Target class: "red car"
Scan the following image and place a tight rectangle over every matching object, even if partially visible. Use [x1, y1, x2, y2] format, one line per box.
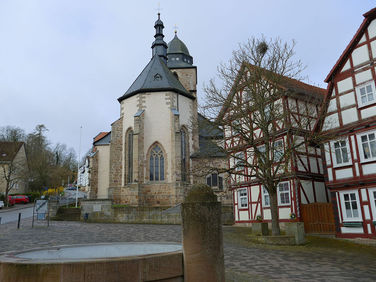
[7, 196, 16, 206]
[11, 195, 29, 204]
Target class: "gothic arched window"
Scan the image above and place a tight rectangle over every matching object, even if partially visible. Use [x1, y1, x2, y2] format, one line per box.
[126, 130, 133, 183]
[181, 128, 189, 182]
[150, 145, 165, 181]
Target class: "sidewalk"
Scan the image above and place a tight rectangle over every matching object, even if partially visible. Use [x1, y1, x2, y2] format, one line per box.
[0, 203, 34, 213]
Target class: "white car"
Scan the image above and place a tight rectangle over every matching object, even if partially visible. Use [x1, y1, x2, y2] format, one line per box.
[0, 200, 4, 209]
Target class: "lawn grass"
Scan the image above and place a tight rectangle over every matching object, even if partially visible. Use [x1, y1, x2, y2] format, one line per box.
[223, 226, 376, 258]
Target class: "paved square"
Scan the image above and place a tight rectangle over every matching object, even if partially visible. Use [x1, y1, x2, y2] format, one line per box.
[0, 220, 375, 281]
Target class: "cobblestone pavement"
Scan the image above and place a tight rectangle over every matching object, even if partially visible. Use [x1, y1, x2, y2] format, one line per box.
[0, 219, 375, 281]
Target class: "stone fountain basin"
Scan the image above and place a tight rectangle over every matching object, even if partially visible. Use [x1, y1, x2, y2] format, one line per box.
[0, 242, 183, 282]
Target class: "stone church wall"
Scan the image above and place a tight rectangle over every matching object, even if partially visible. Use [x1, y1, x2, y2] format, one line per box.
[109, 117, 123, 187]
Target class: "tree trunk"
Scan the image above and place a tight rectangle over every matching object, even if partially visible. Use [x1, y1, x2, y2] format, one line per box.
[269, 192, 281, 235]
[5, 182, 9, 207]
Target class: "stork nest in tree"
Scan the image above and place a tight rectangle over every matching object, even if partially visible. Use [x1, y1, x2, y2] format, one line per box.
[256, 41, 268, 55]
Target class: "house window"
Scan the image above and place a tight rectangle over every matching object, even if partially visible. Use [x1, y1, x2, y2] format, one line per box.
[273, 140, 284, 162]
[206, 173, 224, 190]
[332, 140, 351, 167]
[127, 130, 133, 183]
[150, 145, 165, 181]
[358, 131, 376, 162]
[234, 152, 245, 171]
[238, 188, 248, 208]
[277, 182, 290, 205]
[340, 191, 361, 221]
[262, 186, 270, 207]
[356, 82, 375, 107]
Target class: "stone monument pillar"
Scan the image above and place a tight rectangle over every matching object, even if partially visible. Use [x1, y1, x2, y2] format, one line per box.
[181, 184, 225, 282]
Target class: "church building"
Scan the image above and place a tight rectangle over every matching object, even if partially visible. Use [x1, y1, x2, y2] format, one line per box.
[88, 14, 228, 207]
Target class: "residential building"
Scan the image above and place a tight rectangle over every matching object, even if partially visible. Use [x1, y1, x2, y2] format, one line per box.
[320, 7, 376, 238]
[222, 64, 328, 225]
[0, 142, 28, 196]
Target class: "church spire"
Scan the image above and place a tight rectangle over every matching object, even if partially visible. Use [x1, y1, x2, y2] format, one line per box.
[151, 13, 168, 63]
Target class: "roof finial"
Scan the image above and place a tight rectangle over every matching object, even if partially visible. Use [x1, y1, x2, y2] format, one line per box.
[173, 24, 178, 35]
[156, 2, 162, 16]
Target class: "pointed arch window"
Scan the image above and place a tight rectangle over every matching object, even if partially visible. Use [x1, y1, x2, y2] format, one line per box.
[127, 130, 133, 183]
[150, 145, 165, 181]
[181, 128, 189, 182]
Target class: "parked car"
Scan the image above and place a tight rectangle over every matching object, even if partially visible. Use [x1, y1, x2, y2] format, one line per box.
[12, 195, 30, 204]
[0, 200, 4, 209]
[7, 196, 16, 206]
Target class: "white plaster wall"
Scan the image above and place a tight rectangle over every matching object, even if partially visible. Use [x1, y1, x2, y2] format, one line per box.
[239, 210, 249, 221]
[339, 92, 356, 108]
[361, 106, 376, 119]
[368, 19, 376, 38]
[323, 113, 340, 130]
[309, 157, 318, 173]
[279, 208, 290, 219]
[352, 45, 370, 66]
[251, 185, 260, 201]
[301, 180, 314, 204]
[341, 59, 351, 72]
[337, 77, 353, 94]
[355, 69, 372, 85]
[324, 143, 331, 166]
[97, 145, 110, 199]
[314, 181, 327, 202]
[263, 209, 271, 220]
[144, 92, 174, 182]
[341, 107, 358, 125]
[327, 167, 333, 181]
[328, 97, 337, 112]
[371, 41, 376, 59]
[362, 163, 376, 175]
[335, 167, 353, 179]
[341, 227, 364, 234]
[297, 156, 308, 172]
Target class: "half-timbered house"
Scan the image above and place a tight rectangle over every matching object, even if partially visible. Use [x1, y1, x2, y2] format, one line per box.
[320, 8, 376, 238]
[223, 64, 329, 226]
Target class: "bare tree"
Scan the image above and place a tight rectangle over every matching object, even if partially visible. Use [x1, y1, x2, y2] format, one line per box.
[203, 36, 325, 235]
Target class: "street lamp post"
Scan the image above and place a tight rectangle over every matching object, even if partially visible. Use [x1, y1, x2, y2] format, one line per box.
[76, 126, 82, 208]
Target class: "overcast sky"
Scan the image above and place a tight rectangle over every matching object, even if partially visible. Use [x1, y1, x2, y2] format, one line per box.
[1, 0, 375, 157]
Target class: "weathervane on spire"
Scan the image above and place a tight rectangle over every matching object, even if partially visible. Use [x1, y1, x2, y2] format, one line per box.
[156, 2, 162, 16]
[173, 24, 179, 35]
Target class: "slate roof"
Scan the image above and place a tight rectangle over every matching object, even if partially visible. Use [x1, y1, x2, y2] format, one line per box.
[118, 55, 194, 102]
[191, 114, 226, 159]
[0, 142, 23, 162]
[93, 132, 111, 145]
[167, 34, 190, 55]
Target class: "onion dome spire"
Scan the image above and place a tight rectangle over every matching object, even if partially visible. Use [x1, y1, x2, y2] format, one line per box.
[151, 13, 168, 63]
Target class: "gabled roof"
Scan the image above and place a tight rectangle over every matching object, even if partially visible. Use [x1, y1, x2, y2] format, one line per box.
[0, 142, 23, 162]
[93, 132, 109, 143]
[325, 7, 376, 83]
[218, 63, 326, 120]
[118, 55, 194, 102]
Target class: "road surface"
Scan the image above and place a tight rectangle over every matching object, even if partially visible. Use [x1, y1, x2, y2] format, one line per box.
[0, 205, 33, 224]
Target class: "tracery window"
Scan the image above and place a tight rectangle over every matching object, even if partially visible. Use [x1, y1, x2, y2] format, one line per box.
[127, 130, 133, 183]
[150, 145, 165, 181]
[181, 129, 188, 182]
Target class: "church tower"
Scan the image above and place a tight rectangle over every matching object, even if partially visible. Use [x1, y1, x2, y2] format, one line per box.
[108, 14, 198, 207]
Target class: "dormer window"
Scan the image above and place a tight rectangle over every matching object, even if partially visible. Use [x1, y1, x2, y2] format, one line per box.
[356, 81, 376, 107]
